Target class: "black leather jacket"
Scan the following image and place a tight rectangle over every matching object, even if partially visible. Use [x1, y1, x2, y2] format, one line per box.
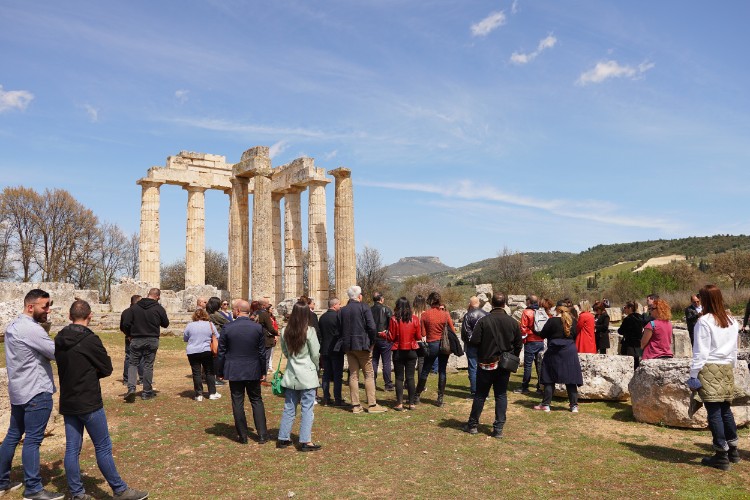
[461, 307, 488, 343]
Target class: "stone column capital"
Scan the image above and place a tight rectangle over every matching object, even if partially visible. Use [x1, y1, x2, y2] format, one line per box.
[183, 184, 207, 193]
[327, 167, 351, 179]
[306, 178, 331, 188]
[137, 178, 165, 189]
[231, 177, 250, 187]
[283, 185, 306, 195]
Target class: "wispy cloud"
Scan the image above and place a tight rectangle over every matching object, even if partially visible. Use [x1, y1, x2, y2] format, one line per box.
[175, 89, 189, 104]
[323, 150, 338, 161]
[359, 179, 679, 231]
[83, 104, 99, 122]
[577, 59, 655, 85]
[0, 85, 34, 113]
[269, 140, 288, 158]
[471, 11, 506, 37]
[511, 0, 519, 14]
[510, 34, 557, 65]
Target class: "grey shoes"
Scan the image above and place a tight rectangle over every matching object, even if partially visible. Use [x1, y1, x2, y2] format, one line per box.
[113, 488, 149, 500]
[22, 489, 64, 500]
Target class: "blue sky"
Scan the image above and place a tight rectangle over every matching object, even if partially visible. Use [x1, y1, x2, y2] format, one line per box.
[1, 1, 749, 269]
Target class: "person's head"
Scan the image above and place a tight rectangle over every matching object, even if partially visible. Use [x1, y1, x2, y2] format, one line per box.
[690, 294, 700, 307]
[23, 289, 50, 323]
[427, 291, 442, 308]
[373, 292, 384, 304]
[196, 296, 207, 309]
[646, 294, 659, 308]
[346, 286, 362, 301]
[147, 288, 161, 300]
[220, 299, 230, 311]
[698, 284, 731, 328]
[555, 305, 573, 337]
[69, 299, 92, 325]
[490, 292, 506, 309]
[652, 298, 671, 321]
[206, 296, 222, 315]
[130, 294, 141, 306]
[593, 301, 605, 314]
[394, 297, 412, 323]
[250, 300, 261, 312]
[539, 298, 554, 313]
[285, 301, 311, 355]
[233, 299, 251, 318]
[580, 301, 591, 313]
[623, 301, 637, 315]
[328, 297, 341, 311]
[192, 308, 210, 322]
[526, 294, 538, 307]
[259, 297, 271, 309]
[468, 296, 480, 310]
[412, 295, 427, 314]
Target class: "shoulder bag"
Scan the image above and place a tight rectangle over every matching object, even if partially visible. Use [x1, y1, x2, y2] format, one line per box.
[271, 353, 285, 396]
[499, 351, 520, 372]
[209, 322, 219, 357]
[439, 320, 452, 356]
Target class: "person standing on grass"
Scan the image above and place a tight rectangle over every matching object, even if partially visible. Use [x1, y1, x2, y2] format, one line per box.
[575, 301, 596, 355]
[55, 300, 149, 500]
[685, 294, 702, 346]
[340, 285, 387, 414]
[416, 292, 456, 407]
[371, 292, 394, 391]
[515, 295, 544, 394]
[217, 300, 269, 445]
[119, 294, 144, 386]
[0, 289, 64, 500]
[618, 301, 643, 369]
[641, 298, 674, 360]
[386, 297, 422, 410]
[277, 302, 322, 451]
[319, 298, 345, 406]
[256, 297, 279, 374]
[462, 292, 522, 438]
[689, 284, 740, 470]
[461, 296, 487, 398]
[182, 308, 220, 402]
[593, 301, 610, 354]
[121, 288, 169, 402]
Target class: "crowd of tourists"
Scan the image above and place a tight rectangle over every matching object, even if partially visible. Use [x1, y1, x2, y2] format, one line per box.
[0, 283, 745, 499]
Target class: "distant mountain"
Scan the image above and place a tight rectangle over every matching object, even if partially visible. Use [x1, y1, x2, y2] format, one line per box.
[385, 256, 454, 282]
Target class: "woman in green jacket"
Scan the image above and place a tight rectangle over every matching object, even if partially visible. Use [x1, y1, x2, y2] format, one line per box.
[277, 301, 321, 451]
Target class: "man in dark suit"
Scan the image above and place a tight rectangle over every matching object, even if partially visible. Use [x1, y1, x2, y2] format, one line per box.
[217, 299, 269, 444]
[319, 297, 345, 406]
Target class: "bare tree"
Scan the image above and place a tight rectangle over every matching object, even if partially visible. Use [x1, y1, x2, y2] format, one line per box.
[302, 248, 309, 295]
[493, 246, 531, 294]
[0, 215, 13, 280]
[356, 246, 388, 302]
[0, 186, 41, 281]
[205, 249, 228, 290]
[69, 221, 102, 290]
[125, 232, 139, 279]
[97, 223, 129, 302]
[713, 250, 750, 290]
[327, 253, 335, 299]
[161, 259, 186, 291]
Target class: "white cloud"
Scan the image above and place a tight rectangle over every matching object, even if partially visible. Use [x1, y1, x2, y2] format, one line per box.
[83, 104, 99, 122]
[269, 140, 288, 158]
[359, 179, 678, 231]
[175, 89, 189, 104]
[577, 59, 655, 85]
[471, 11, 506, 37]
[510, 34, 557, 65]
[511, 0, 519, 14]
[323, 150, 338, 161]
[0, 85, 34, 113]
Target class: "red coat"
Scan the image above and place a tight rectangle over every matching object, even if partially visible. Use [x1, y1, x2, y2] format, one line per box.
[576, 311, 597, 354]
[386, 315, 422, 350]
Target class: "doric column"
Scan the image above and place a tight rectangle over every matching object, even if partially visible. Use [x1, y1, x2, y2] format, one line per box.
[250, 170, 274, 300]
[307, 180, 330, 309]
[328, 168, 356, 297]
[184, 185, 207, 288]
[283, 187, 304, 300]
[271, 193, 283, 306]
[137, 179, 164, 287]
[228, 177, 250, 300]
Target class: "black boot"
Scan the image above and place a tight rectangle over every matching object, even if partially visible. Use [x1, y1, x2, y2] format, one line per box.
[436, 375, 446, 407]
[415, 378, 426, 405]
[728, 446, 741, 463]
[701, 450, 730, 471]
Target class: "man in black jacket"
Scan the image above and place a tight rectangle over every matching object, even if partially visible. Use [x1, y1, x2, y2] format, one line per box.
[684, 294, 702, 346]
[119, 294, 144, 385]
[121, 288, 169, 402]
[371, 292, 394, 391]
[319, 298, 344, 406]
[463, 292, 522, 438]
[55, 300, 148, 500]
[339, 286, 386, 414]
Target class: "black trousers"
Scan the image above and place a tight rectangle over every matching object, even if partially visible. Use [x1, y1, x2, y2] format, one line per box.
[392, 350, 418, 405]
[229, 380, 268, 441]
[187, 351, 215, 396]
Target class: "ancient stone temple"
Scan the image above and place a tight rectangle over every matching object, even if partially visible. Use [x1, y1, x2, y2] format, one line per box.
[136, 146, 356, 308]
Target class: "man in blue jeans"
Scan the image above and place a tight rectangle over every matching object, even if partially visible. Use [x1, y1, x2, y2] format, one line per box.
[514, 295, 545, 394]
[0, 288, 64, 500]
[461, 296, 487, 398]
[55, 299, 148, 500]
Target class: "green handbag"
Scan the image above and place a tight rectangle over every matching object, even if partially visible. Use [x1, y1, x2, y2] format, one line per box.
[271, 354, 285, 396]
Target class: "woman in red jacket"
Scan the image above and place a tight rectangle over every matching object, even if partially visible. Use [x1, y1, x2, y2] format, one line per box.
[383, 297, 422, 410]
[576, 302, 596, 354]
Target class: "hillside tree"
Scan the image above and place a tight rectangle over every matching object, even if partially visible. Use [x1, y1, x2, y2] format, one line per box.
[493, 246, 531, 294]
[713, 250, 750, 290]
[356, 246, 388, 302]
[0, 186, 41, 281]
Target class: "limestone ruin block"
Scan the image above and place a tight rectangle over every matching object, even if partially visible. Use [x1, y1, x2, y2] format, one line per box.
[606, 332, 621, 355]
[555, 354, 633, 400]
[629, 358, 750, 428]
[672, 329, 692, 358]
[476, 293, 490, 307]
[475, 284, 493, 296]
[606, 307, 623, 322]
[451, 309, 467, 324]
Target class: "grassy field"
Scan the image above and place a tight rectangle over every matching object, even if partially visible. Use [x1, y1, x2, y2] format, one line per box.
[2, 332, 750, 499]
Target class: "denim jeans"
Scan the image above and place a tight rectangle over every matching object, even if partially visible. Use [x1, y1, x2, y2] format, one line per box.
[187, 351, 216, 396]
[0, 391, 53, 496]
[419, 341, 449, 381]
[128, 337, 159, 394]
[465, 343, 479, 395]
[705, 401, 739, 451]
[468, 367, 510, 432]
[278, 388, 316, 443]
[521, 341, 544, 391]
[322, 351, 345, 403]
[63, 408, 128, 497]
[122, 337, 144, 382]
[229, 380, 268, 442]
[372, 339, 394, 388]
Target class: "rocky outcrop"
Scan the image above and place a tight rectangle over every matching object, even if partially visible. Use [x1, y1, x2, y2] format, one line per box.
[555, 354, 633, 400]
[629, 358, 750, 428]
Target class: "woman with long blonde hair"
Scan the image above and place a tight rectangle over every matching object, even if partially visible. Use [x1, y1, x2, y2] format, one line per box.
[533, 303, 583, 413]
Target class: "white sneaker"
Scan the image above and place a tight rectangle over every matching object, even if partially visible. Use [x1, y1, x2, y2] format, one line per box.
[209, 393, 222, 400]
[195, 395, 204, 402]
[570, 405, 579, 413]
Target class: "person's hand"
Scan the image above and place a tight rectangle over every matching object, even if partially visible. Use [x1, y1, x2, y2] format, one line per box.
[217, 376, 224, 382]
[260, 374, 266, 381]
[687, 377, 702, 391]
[421, 336, 427, 342]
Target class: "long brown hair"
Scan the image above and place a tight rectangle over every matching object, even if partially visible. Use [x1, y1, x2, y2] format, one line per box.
[285, 301, 310, 355]
[699, 284, 731, 328]
[555, 305, 573, 337]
